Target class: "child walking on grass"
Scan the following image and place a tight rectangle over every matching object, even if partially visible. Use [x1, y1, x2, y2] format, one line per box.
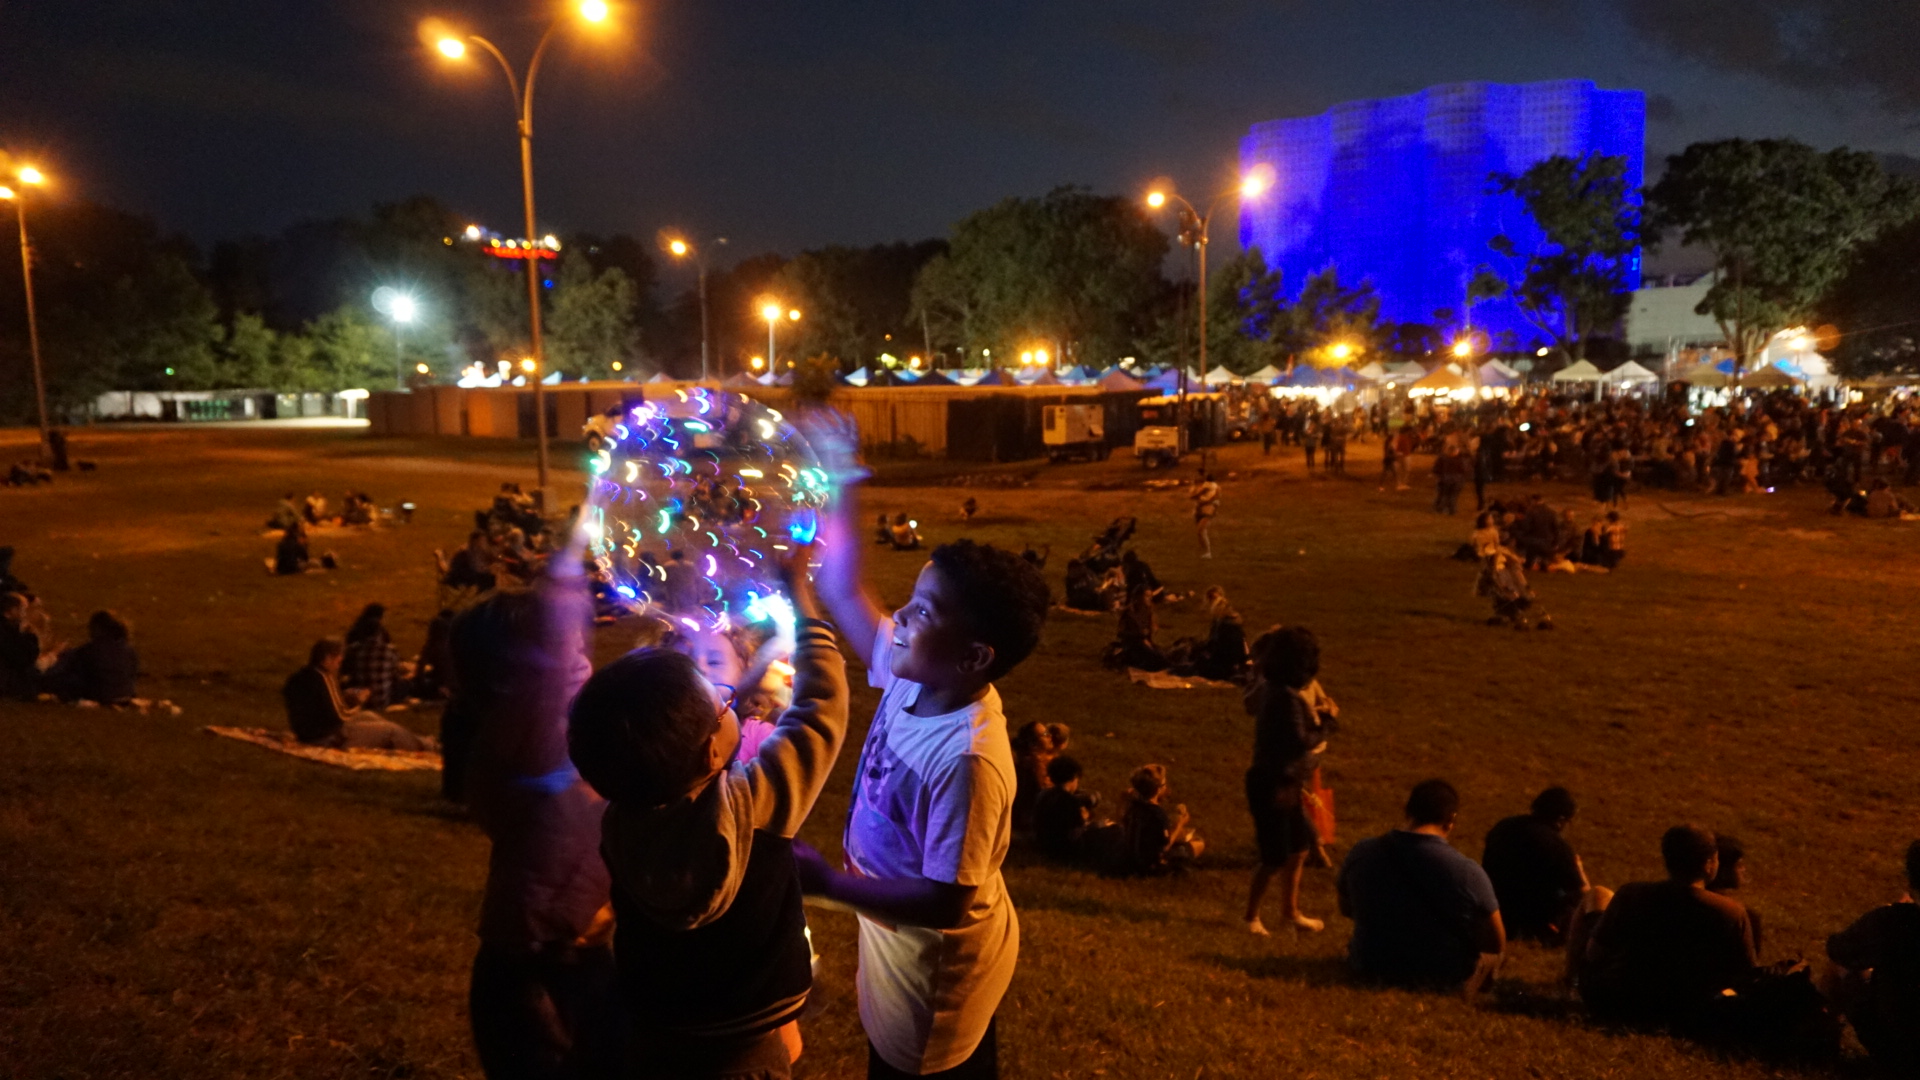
[796, 412, 1052, 1079]
[568, 552, 848, 1079]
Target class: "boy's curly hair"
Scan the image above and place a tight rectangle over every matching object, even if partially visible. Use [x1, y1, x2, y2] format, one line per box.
[929, 539, 1051, 680]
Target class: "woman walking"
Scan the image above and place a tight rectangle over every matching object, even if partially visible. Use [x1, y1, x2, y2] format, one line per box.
[1242, 625, 1337, 935]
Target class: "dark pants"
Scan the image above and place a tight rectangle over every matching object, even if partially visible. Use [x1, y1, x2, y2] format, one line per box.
[470, 943, 620, 1080]
[868, 1018, 997, 1080]
[1435, 481, 1461, 515]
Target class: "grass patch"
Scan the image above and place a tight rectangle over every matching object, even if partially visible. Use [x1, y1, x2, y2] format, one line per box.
[1, 424, 1915, 1078]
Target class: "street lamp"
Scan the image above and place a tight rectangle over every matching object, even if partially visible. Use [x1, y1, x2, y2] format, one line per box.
[0, 162, 50, 461]
[761, 302, 800, 373]
[373, 287, 419, 389]
[1145, 165, 1273, 405]
[663, 232, 728, 380]
[430, 0, 612, 500]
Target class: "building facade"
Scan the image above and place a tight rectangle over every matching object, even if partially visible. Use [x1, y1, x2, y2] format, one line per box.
[1239, 79, 1646, 350]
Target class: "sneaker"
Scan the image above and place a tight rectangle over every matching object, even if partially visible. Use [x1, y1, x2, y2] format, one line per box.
[1245, 918, 1270, 937]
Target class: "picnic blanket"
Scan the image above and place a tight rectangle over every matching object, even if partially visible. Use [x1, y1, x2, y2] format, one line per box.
[204, 726, 442, 772]
[1126, 668, 1238, 691]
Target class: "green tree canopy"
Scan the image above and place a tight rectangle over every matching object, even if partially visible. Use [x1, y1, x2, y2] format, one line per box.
[1488, 152, 1640, 364]
[1648, 138, 1920, 363]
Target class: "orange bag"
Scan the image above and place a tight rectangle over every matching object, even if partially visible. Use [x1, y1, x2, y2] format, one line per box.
[1302, 767, 1336, 846]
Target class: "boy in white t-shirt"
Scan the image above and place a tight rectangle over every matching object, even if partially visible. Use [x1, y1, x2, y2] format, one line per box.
[796, 414, 1051, 1078]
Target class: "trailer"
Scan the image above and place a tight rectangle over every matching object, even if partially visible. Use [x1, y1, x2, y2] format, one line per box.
[1043, 403, 1109, 462]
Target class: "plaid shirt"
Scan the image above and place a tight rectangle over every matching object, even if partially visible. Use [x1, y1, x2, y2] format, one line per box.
[341, 634, 400, 709]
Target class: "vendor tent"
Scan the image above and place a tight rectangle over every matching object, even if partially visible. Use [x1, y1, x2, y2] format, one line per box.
[1056, 365, 1094, 384]
[1412, 365, 1471, 393]
[1601, 360, 1659, 385]
[971, 369, 1020, 387]
[1477, 361, 1518, 388]
[1247, 364, 1284, 383]
[1022, 369, 1063, 386]
[1379, 361, 1429, 386]
[1096, 369, 1146, 391]
[1737, 366, 1803, 389]
[1550, 360, 1603, 383]
[1201, 365, 1236, 386]
[912, 370, 956, 386]
[842, 366, 871, 387]
[1675, 364, 1731, 387]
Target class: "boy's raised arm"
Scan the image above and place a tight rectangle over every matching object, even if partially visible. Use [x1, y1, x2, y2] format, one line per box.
[802, 409, 887, 654]
[744, 549, 849, 837]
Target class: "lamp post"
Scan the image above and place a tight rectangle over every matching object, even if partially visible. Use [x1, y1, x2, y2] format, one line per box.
[373, 288, 418, 389]
[1147, 169, 1273, 410]
[665, 234, 727, 380]
[761, 302, 800, 375]
[1, 164, 50, 462]
[433, 0, 611, 500]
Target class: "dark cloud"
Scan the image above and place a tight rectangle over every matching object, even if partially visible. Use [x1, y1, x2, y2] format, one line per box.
[1610, 1, 1920, 110]
[1646, 92, 1682, 125]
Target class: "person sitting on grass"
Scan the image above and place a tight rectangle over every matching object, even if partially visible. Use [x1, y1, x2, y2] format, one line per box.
[340, 603, 402, 710]
[1119, 764, 1204, 876]
[1827, 840, 1920, 1076]
[1062, 558, 1108, 612]
[567, 550, 848, 1079]
[273, 520, 336, 575]
[267, 492, 300, 532]
[1481, 787, 1602, 949]
[439, 531, 498, 593]
[1034, 755, 1101, 863]
[1242, 626, 1335, 936]
[1476, 550, 1553, 631]
[448, 585, 616, 1080]
[1578, 825, 1756, 1029]
[281, 638, 436, 751]
[45, 610, 140, 706]
[887, 511, 922, 551]
[410, 608, 456, 701]
[1103, 583, 1167, 671]
[1708, 834, 1763, 957]
[1010, 721, 1068, 834]
[0, 592, 46, 699]
[1337, 779, 1505, 999]
[1864, 478, 1917, 519]
[793, 408, 1050, 1079]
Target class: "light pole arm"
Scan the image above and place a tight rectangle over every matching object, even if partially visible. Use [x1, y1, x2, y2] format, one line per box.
[465, 36, 525, 123]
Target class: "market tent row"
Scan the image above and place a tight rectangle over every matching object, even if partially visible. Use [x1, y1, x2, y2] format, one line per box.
[367, 381, 1154, 462]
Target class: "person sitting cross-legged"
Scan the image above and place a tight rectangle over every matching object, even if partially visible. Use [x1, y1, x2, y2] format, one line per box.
[1033, 755, 1101, 864]
[1337, 779, 1505, 999]
[1482, 786, 1600, 947]
[282, 638, 436, 751]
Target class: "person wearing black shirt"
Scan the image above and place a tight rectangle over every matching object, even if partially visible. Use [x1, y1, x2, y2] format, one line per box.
[1828, 840, 1920, 1075]
[1242, 626, 1336, 936]
[45, 610, 139, 705]
[282, 638, 435, 750]
[1482, 787, 1589, 945]
[1034, 756, 1099, 863]
[0, 592, 42, 699]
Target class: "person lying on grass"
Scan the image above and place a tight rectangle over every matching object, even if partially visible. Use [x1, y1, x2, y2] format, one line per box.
[797, 408, 1051, 1080]
[567, 548, 848, 1079]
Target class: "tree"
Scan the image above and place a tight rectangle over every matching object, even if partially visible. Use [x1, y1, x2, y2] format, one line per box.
[1200, 250, 1283, 374]
[1488, 153, 1640, 364]
[1820, 216, 1920, 375]
[1249, 265, 1384, 363]
[544, 252, 640, 379]
[775, 241, 945, 368]
[1648, 139, 1920, 366]
[915, 186, 1168, 366]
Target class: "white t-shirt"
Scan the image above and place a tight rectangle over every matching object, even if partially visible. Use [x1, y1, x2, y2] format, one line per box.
[845, 620, 1018, 1074]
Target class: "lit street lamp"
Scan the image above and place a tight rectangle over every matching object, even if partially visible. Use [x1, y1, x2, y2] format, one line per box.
[373, 287, 419, 389]
[431, 0, 612, 499]
[0, 163, 50, 461]
[664, 233, 728, 380]
[760, 302, 800, 374]
[1145, 166, 1273, 405]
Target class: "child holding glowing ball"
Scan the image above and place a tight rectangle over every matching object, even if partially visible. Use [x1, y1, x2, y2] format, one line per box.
[794, 411, 1051, 1079]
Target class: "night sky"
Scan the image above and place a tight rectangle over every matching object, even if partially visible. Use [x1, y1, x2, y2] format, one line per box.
[5, 1, 1918, 264]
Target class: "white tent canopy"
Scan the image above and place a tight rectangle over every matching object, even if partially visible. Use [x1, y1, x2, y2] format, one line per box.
[1201, 365, 1237, 386]
[1600, 360, 1659, 384]
[1550, 360, 1604, 383]
[1246, 364, 1283, 383]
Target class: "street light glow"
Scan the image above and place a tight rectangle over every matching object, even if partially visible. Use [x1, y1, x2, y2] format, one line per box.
[16, 166, 45, 186]
[751, 356, 765, 371]
[668, 239, 689, 257]
[1146, 191, 1167, 209]
[0, 187, 13, 201]
[415, 363, 431, 374]
[1330, 342, 1353, 361]
[520, 357, 537, 372]
[579, 0, 610, 23]
[1036, 348, 1050, 365]
[1241, 163, 1276, 199]
[1452, 340, 1473, 359]
[788, 309, 801, 322]
[390, 294, 418, 323]
[762, 303, 782, 323]
[436, 37, 467, 59]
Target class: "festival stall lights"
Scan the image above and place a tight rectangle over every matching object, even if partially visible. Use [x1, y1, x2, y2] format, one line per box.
[583, 390, 829, 637]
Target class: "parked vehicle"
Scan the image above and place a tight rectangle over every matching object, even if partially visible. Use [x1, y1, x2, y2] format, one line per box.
[1044, 404, 1109, 462]
[1132, 396, 1189, 468]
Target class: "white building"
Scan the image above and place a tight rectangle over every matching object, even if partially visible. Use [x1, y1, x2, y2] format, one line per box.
[1625, 273, 1722, 356]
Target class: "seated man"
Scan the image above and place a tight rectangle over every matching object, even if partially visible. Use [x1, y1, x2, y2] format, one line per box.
[1337, 779, 1505, 997]
[440, 531, 497, 592]
[1579, 825, 1756, 1029]
[45, 610, 140, 705]
[282, 638, 436, 751]
[1482, 786, 1591, 945]
[1827, 840, 1920, 1075]
[1033, 755, 1099, 863]
[1118, 764, 1202, 875]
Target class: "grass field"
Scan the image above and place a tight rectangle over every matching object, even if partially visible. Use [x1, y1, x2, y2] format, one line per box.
[2, 421, 1917, 1080]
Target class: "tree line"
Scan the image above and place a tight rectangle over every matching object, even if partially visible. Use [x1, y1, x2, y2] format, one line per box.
[3, 136, 1919, 425]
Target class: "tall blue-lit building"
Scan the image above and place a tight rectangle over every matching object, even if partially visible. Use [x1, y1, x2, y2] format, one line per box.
[1239, 80, 1645, 350]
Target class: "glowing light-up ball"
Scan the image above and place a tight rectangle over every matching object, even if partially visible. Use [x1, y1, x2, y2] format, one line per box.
[582, 388, 827, 634]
